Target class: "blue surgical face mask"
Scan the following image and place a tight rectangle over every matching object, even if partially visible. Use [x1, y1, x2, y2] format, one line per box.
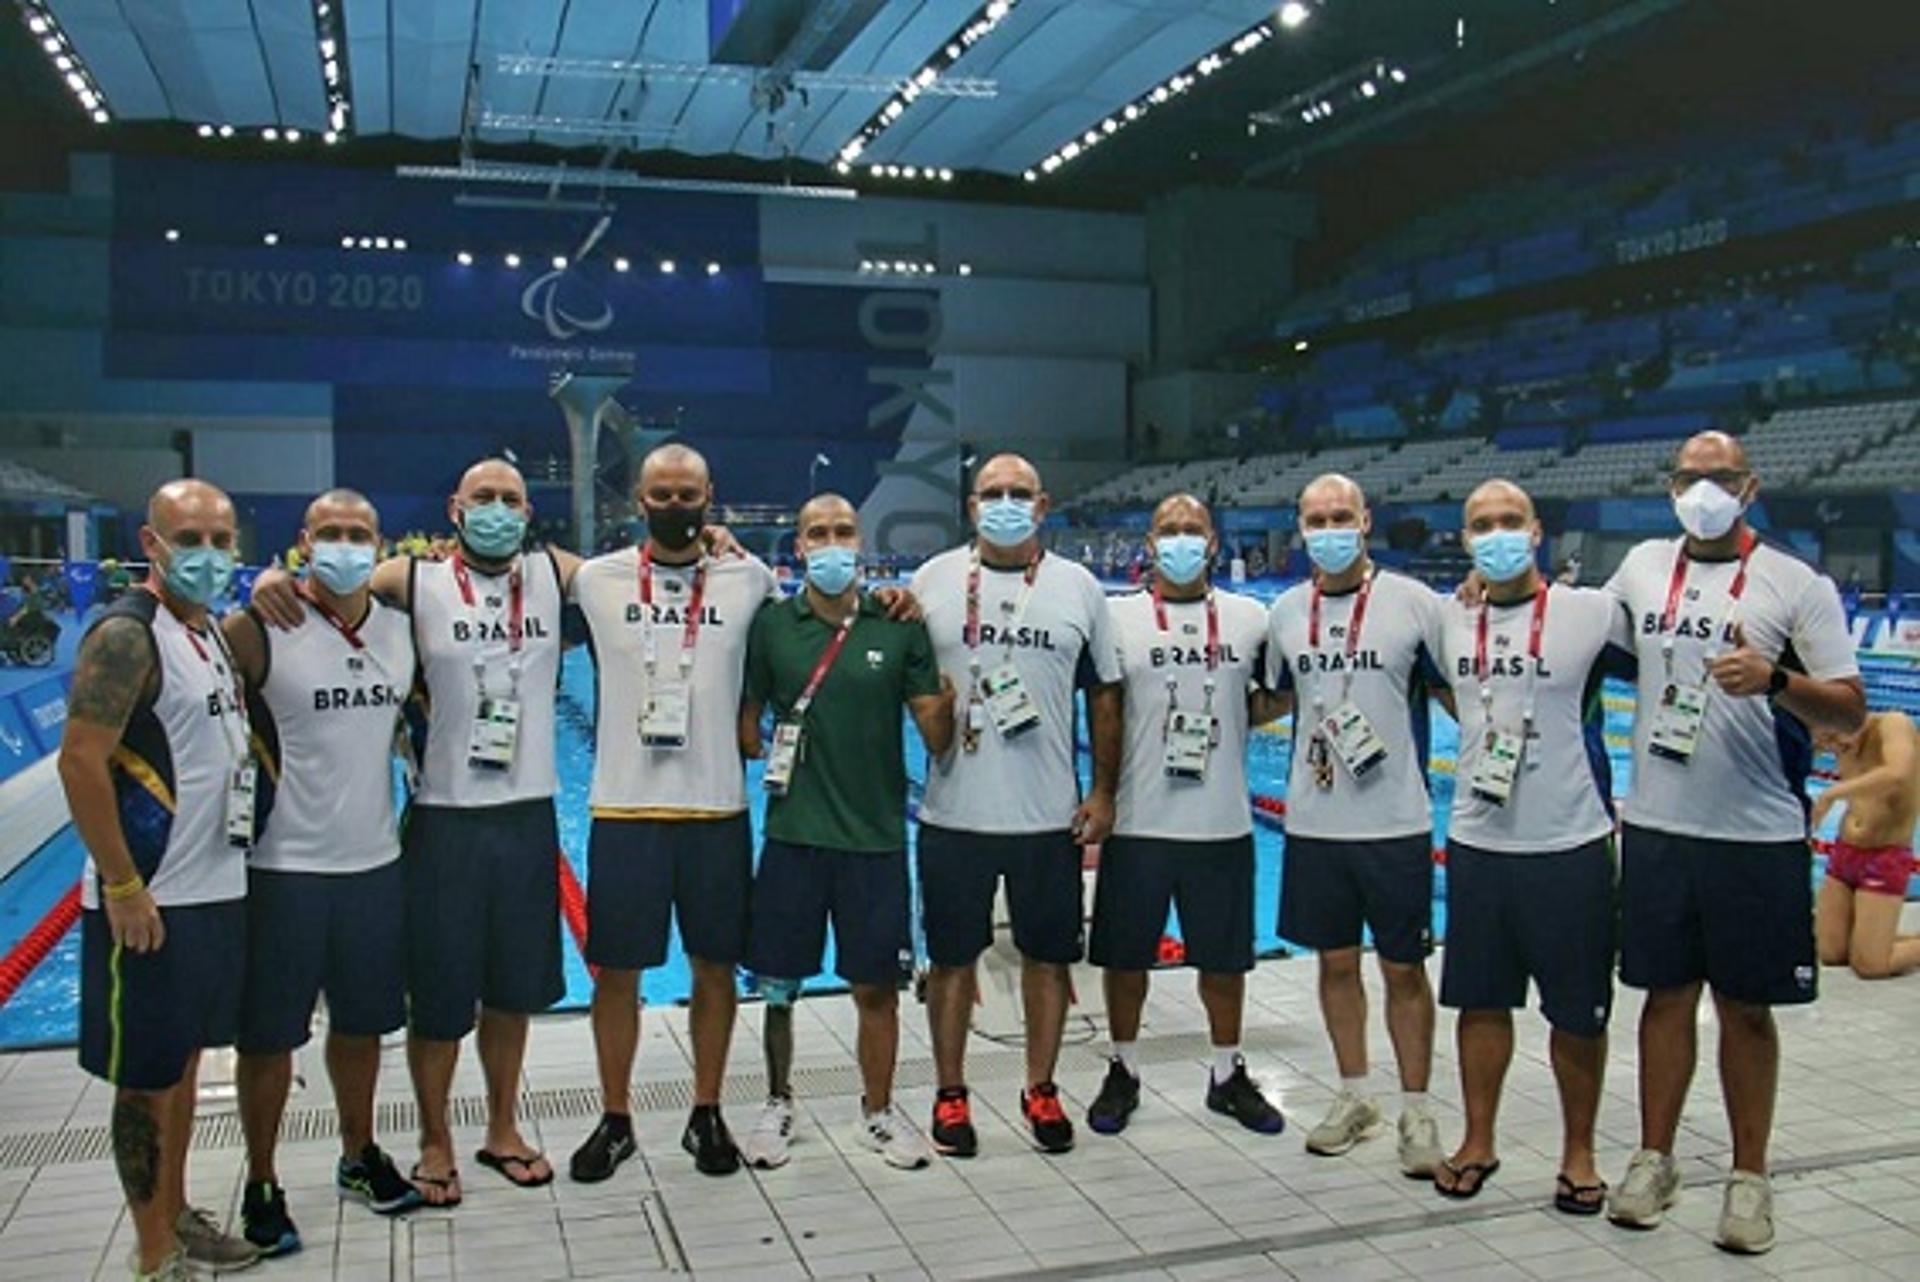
[976, 497, 1037, 549]
[1471, 529, 1537, 583]
[309, 541, 376, 594]
[805, 545, 859, 596]
[1304, 527, 1362, 576]
[1154, 534, 1209, 586]
[163, 544, 235, 607]
[458, 501, 527, 559]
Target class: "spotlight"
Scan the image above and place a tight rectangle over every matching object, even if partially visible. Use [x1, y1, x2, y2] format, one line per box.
[1279, 3, 1310, 30]
[893, 261, 908, 273]
[659, 259, 675, 274]
[614, 257, 630, 272]
[504, 252, 521, 268]
[41, 36, 59, 54]
[219, 124, 235, 137]
[958, 263, 973, 276]
[922, 261, 936, 273]
[358, 237, 373, 249]
[28, 16, 48, 35]
[834, 161, 850, 175]
[341, 235, 354, 248]
[457, 251, 473, 266]
[1022, 170, 1036, 182]
[164, 228, 180, 242]
[860, 260, 874, 272]
[64, 71, 83, 91]
[284, 129, 301, 142]
[1390, 67, 1407, 83]
[394, 238, 407, 251]
[374, 236, 389, 250]
[870, 164, 884, 176]
[1360, 81, 1376, 98]
[55, 55, 72, 72]
[940, 168, 954, 181]
[322, 130, 338, 144]
[902, 166, 917, 179]
[552, 256, 567, 270]
[1294, 338, 1310, 352]
[262, 232, 279, 245]
[197, 124, 214, 137]
[705, 261, 720, 276]
[262, 128, 279, 141]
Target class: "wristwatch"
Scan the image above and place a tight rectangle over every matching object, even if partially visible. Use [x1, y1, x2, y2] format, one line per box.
[1766, 665, 1790, 697]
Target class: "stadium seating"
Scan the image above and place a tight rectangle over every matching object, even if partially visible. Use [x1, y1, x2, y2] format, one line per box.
[0, 460, 93, 504]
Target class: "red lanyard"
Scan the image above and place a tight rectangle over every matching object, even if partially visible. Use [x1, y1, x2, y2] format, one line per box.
[964, 548, 1042, 650]
[637, 544, 706, 671]
[1475, 587, 1551, 680]
[1308, 569, 1374, 658]
[300, 583, 366, 651]
[792, 613, 855, 718]
[153, 586, 249, 745]
[1660, 528, 1757, 635]
[1152, 581, 1220, 672]
[450, 552, 524, 654]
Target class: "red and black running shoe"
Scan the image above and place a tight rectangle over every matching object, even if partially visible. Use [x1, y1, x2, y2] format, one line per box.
[930, 1085, 978, 1158]
[1021, 1082, 1075, 1154]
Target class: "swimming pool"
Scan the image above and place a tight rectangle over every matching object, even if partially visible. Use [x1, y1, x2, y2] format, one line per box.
[2, 592, 1916, 1050]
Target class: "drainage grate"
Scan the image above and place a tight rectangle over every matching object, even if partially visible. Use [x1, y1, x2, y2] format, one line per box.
[0, 1027, 1300, 1173]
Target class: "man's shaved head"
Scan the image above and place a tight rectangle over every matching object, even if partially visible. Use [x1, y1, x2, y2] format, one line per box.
[304, 488, 378, 531]
[797, 492, 857, 531]
[1297, 472, 1369, 535]
[1465, 478, 1536, 524]
[638, 443, 711, 491]
[455, 458, 527, 505]
[973, 453, 1042, 496]
[1151, 492, 1214, 536]
[795, 492, 860, 557]
[1674, 430, 1749, 475]
[148, 478, 235, 536]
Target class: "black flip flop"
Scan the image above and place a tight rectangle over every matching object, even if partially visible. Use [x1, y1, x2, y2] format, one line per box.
[1435, 1157, 1501, 1199]
[409, 1164, 462, 1209]
[1554, 1173, 1608, 1216]
[475, 1148, 555, 1188]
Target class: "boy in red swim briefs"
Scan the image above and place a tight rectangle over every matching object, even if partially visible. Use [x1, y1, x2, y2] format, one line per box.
[1813, 710, 1920, 978]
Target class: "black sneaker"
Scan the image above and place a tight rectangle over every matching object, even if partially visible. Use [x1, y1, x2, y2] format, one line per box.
[1205, 1057, 1286, 1135]
[241, 1179, 301, 1257]
[570, 1114, 637, 1184]
[1021, 1082, 1076, 1154]
[681, 1105, 741, 1177]
[1087, 1059, 1140, 1135]
[338, 1143, 426, 1215]
[930, 1086, 978, 1158]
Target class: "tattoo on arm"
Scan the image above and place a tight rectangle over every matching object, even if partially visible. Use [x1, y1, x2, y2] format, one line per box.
[68, 619, 154, 731]
[111, 1095, 161, 1206]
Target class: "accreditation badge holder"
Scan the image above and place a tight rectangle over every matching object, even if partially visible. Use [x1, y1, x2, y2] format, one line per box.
[225, 760, 257, 849]
[1469, 729, 1524, 806]
[1322, 701, 1388, 779]
[467, 695, 521, 771]
[763, 722, 803, 796]
[982, 663, 1041, 739]
[1647, 681, 1708, 763]
[962, 699, 987, 754]
[640, 681, 692, 748]
[1163, 710, 1215, 781]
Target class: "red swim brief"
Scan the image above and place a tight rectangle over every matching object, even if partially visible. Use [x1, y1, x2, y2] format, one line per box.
[1824, 842, 1915, 898]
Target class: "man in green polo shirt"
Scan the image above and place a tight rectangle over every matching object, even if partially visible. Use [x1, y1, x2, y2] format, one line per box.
[740, 493, 955, 1170]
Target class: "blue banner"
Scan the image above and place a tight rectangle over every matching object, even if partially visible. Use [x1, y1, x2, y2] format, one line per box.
[13, 675, 69, 757]
[0, 696, 36, 784]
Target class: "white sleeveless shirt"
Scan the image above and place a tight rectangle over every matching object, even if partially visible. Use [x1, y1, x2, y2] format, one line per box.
[250, 598, 414, 873]
[81, 592, 251, 908]
[409, 552, 564, 807]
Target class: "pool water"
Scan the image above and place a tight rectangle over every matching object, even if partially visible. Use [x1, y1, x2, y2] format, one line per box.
[2, 594, 1916, 1050]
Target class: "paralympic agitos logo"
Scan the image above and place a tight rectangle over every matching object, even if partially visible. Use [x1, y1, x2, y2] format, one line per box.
[520, 264, 613, 341]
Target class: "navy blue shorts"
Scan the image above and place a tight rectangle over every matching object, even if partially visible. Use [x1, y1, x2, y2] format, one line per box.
[1440, 839, 1616, 1036]
[403, 799, 564, 1040]
[916, 823, 1084, 967]
[1090, 835, 1255, 974]
[239, 861, 406, 1053]
[1279, 832, 1433, 963]
[80, 900, 244, 1091]
[586, 814, 751, 970]
[747, 839, 908, 987]
[1619, 824, 1816, 1007]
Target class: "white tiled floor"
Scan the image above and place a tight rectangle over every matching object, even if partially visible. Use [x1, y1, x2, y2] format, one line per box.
[6, 948, 1920, 1280]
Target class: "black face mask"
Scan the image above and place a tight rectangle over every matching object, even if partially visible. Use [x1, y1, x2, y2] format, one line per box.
[644, 503, 706, 552]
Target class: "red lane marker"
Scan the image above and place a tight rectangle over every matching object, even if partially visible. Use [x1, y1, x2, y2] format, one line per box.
[0, 883, 81, 1010]
[555, 852, 595, 980]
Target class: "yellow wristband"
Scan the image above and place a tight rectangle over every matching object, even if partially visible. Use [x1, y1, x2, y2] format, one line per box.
[102, 876, 146, 902]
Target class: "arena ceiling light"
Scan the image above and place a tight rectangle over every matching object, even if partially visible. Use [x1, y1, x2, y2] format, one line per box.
[1250, 58, 1411, 132]
[1024, 16, 1279, 181]
[312, 0, 354, 140]
[832, 0, 1022, 176]
[456, 251, 474, 266]
[18, 3, 110, 123]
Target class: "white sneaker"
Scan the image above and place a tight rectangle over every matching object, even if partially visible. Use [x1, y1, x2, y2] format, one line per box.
[1397, 1108, 1443, 1178]
[1608, 1148, 1682, 1228]
[860, 1102, 932, 1170]
[1716, 1170, 1775, 1255]
[741, 1097, 794, 1170]
[1305, 1090, 1382, 1156]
